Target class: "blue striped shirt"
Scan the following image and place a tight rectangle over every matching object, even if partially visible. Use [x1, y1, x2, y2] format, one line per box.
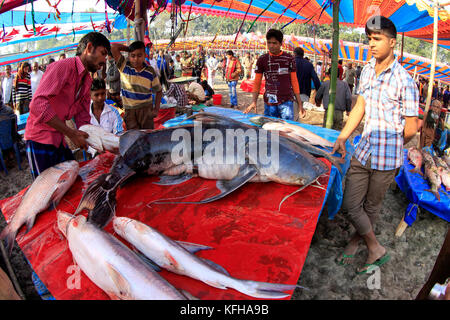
[355, 57, 419, 170]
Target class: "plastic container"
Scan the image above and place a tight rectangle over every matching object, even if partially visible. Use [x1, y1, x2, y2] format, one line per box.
[212, 94, 222, 105]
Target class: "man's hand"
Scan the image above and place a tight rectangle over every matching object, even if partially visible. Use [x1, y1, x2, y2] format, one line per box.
[244, 102, 256, 114]
[68, 129, 89, 150]
[298, 104, 306, 119]
[332, 137, 347, 159]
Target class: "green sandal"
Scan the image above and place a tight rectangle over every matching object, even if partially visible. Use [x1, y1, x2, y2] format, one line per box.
[357, 253, 390, 275]
[336, 253, 355, 266]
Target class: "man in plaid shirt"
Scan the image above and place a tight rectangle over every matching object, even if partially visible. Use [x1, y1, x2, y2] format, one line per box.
[332, 16, 419, 274]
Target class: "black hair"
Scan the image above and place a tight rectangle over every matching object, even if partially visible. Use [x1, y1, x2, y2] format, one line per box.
[365, 15, 397, 39]
[91, 78, 106, 91]
[294, 47, 304, 58]
[326, 68, 332, 75]
[129, 41, 146, 53]
[76, 32, 111, 56]
[226, 50, 234, 57]
[266, 29, 283, 44]
[338, 59, 343, 64]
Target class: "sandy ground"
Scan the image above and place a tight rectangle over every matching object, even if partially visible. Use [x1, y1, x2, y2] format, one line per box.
[0, 75, 448, 300]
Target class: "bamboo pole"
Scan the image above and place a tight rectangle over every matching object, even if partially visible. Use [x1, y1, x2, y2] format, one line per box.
[400, 32, 405, 64]
[126, 18, 131, 46]
[326, 0, 340, 129]
[420, 0, 439, 148]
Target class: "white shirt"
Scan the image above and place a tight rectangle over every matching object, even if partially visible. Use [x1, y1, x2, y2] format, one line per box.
[187, 82, 206, 101]
[1, 74, 14, 104]
[89, 102, 124, 135]
[149, 58, 160, 77]
[30, 70, 44, 96]
[206, 57, 219, 72]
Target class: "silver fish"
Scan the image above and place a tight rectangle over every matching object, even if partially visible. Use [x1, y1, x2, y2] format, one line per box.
[113, 216, 299, 299]
[0, 161, 79, 255]
[79, 124, 120, 154]
[57, 211, 187, 300]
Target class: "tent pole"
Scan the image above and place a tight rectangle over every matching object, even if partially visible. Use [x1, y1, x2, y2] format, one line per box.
[126, 18, 131, 46]
[420, 0, 439, 148]
[313, 22, 317, 67]
[326, 0, 340, 129]
[400, 32, 405, 64]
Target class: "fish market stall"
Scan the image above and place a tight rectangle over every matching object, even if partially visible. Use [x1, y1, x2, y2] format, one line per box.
[395, 148, 450, 236]
[0, 108, 353, 300]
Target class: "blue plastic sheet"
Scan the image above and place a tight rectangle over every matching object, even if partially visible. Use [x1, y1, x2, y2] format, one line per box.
[395, 149, 450, 224]
[163, 107, 354, 219]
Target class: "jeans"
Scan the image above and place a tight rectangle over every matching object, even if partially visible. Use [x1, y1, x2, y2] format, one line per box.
[264, 100, 294, 120]
[227, 81, 237, 106]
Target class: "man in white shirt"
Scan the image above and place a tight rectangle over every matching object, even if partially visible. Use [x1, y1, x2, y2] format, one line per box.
[30, 62, 44, 96]
[1, 65, 14, 107]
[206, 52, 220, 89]
[186, 81, 206, 104]
[148, 50, 160, 78]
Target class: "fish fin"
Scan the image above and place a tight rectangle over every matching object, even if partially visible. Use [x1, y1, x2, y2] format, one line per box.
[425, 189, 440, 201]
[153, 174, 193, 186]
[24, 216, 36, 235]
[408, 168, 423, 176]
[133, 249, 161, 272]
[74, 175, 109, 215]
[106, 263, 133, 300]
[238, 280, 299, 299]
[118, 130, 148, 156]
[154, 164, 258, 204]
[176, 240, 213, 253]
[181, 289, 200, 300]
[200, 258, 230, 276]
[0, 225, 17, 257]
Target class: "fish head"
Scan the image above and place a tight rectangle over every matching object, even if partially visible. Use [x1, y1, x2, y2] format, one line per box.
[57, 211, 86, 238]
[112, 216, 135, 237]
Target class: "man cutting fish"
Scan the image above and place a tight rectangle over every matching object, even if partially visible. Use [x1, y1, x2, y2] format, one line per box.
[332, 16, 419, 274]
[24, 32, 111, 179]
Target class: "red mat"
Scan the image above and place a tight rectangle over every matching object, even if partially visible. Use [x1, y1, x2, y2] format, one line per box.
[0, 152, 330, 300]
[240, 79, 265, 95]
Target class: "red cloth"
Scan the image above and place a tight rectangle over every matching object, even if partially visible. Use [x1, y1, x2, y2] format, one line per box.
[0, 152, 331, 300]
[154, 108, 176, 130]
[240, 79, 266, 95]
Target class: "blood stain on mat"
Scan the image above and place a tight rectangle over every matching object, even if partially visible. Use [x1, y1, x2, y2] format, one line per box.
[258, 255, 292, 272]
[212, 221, 241, 244]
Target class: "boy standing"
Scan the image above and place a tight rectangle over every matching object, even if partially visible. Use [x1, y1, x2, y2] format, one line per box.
[224, 50, 242, 109]
[245, 29, 304, 120]
[332, 16, 419, 273]
[111, 41, 162, 130]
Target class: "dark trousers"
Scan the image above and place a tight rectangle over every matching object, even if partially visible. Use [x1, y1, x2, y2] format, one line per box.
[342, 156, 396, 236]
[26, 140, 75, 180]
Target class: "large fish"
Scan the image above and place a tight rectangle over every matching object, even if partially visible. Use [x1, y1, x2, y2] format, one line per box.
[113, 216, 299, 299]
[0, 161, 79, 255]
[424, 161, 442, 201]
[79, 124, 120, 154]
[407, 147, 423, 175]
[434, 156, 450, 192]
[57, 211, 188, 300]
[76, 113, 329, 228]
[249, 115, 335, 148]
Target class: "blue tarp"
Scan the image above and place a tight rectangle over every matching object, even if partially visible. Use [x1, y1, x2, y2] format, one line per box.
[395, 149, 450, 225]
[163, 107, 354, 219]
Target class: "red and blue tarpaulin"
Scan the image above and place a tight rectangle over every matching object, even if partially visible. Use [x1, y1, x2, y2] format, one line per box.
[105, 0, 450, 48]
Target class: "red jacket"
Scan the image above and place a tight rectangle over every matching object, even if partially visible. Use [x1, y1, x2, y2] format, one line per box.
[225, 58, 242, 81]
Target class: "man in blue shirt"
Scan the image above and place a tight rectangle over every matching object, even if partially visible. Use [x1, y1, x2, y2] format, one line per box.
[294, 47, 321, 104]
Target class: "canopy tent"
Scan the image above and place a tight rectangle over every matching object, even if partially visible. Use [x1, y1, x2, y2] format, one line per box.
[106, 0, 450, 48]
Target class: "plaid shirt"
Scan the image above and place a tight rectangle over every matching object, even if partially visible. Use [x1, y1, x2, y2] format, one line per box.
[166, 83, 188, 107]
[355, 57, 419, 170]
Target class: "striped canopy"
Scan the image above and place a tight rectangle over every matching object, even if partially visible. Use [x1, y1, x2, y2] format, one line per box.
[105, 0, 450, 49]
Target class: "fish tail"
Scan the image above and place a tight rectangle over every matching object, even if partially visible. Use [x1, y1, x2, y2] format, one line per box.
[0, 225, 17, 256]
[236, 279, 300, 299]
[408, 168, 423, 176]
[425, 188, 440, 201]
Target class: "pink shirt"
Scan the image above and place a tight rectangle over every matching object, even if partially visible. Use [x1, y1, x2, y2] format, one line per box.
[24, 56, 92, 147]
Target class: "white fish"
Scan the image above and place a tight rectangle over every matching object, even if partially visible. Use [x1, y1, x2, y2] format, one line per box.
[79, 124, 120, 154]
[0, 161, 79, 255]
[57, 211, 187, 300]
[113, 216, 299, 299]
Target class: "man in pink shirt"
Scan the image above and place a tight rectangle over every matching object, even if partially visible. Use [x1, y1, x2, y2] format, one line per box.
[25, 32, 111, 179]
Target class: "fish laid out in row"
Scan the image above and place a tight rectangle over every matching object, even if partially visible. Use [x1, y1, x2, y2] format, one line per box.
[0, 161, 80, 255]
[75, 113, 333, 229]
[407, 147, 449, 200]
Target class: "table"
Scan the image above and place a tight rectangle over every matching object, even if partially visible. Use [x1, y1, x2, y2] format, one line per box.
[394, 149, 450, 236]
[17, 112, 29, 133]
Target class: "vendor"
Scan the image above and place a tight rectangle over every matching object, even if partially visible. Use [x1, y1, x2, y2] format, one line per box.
[200, 80, 215, 105]
[421, 99, 443, 147]
[165, 82, 188, 112]
[24, 32, 111, 179]
[186, 81, 206, 105]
